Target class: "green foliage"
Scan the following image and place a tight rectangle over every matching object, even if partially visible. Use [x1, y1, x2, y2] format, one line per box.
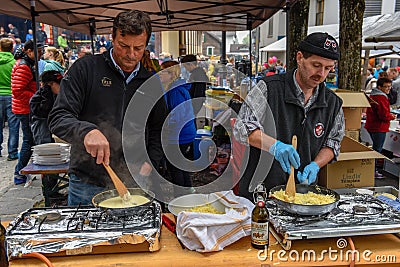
[242, 34, 250, 45]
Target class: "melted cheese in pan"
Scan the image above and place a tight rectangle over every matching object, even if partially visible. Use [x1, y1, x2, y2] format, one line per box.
[98, 195, 150, 208]
[272, 189, 336, 205]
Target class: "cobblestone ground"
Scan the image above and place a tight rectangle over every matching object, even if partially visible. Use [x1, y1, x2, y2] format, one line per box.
[0, 125, 43, 221]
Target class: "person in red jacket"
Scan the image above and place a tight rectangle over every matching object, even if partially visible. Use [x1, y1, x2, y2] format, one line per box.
[11, 39, 43, 185]
[365, 77, 396, 178]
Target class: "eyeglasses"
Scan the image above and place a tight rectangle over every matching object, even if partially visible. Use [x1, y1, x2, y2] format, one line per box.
[380, 85, 392, 89]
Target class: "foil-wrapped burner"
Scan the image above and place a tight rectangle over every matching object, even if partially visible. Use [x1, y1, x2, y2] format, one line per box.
[38, 212, 62, 222]
[6, 202, 162, 257]
[267, 193, 400, 242]
[337, 197, 384, 216]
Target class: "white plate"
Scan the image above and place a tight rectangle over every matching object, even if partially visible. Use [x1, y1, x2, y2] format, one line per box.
[33, 161, 69, 166]
[33, 158, 69, 162]
[33, 159, 69, 165]
[33, 143, 70, 153]
[33, 143, 70, 149]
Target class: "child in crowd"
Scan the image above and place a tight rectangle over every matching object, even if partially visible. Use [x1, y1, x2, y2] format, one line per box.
[29, 70, 64, 195]
[364, 77, 396, 178]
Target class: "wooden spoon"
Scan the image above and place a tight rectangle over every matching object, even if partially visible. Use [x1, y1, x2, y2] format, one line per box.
[285, 135, 297, 201]
[102, 163, 132, 204]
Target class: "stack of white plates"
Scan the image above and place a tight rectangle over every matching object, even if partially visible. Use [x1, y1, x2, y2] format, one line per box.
[32, 143, 71, 165]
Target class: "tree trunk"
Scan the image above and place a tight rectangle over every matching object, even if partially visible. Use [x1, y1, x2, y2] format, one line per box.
[339, 0, 365, 91]
[287, 0, 309, 70]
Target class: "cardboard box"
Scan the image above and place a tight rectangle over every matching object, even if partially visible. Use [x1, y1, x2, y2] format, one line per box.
[335, 90, 370, 130]
[345, 129, 360, 141]
[319, 136, 385, 189]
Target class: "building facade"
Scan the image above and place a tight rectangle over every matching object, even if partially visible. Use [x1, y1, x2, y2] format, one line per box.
[259, 0, 400, 64]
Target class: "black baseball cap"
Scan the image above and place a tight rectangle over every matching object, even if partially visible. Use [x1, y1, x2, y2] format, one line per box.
[298, 32, 339, 60]
[181, 54, 197, 63]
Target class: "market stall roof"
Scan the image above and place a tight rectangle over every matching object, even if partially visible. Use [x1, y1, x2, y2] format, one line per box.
[1, 0, 296, 34]
[261, 24, 339, 52]
[261, 12, 400, 57]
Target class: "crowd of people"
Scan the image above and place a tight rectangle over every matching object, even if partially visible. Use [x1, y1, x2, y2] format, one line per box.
[1, 10, 399, 206]
[363, 66, 400, 178]
[0, 33, 69, 186]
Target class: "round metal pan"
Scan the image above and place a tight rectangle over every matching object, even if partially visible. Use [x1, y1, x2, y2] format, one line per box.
[92, 188, 155, 215]
[269, 184, 340, 216]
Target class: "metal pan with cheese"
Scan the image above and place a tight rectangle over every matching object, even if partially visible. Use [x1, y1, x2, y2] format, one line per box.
[269, 184, 340, 216]
[92, 188, 154, 214]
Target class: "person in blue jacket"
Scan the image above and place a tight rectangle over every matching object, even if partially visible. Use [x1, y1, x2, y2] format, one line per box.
[160, 60, 196, 196]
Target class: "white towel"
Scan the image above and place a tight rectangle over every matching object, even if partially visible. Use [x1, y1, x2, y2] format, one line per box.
[176, 190, 255, 252]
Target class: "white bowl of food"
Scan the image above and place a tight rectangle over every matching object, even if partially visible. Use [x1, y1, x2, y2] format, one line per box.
[168, 193, 226, 216]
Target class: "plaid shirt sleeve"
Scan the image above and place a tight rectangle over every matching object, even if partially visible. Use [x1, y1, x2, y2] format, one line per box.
[323, 107, 345, 160]
[233, 80, 269, 144]
[233, 79, 345, 161]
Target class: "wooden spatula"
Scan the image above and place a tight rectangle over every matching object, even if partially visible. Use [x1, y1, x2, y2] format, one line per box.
[102, 163, 131, 203]
[285, 135, 297, 201]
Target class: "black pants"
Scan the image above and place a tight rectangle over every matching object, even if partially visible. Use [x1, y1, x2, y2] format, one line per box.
[166, 142, 193, 196]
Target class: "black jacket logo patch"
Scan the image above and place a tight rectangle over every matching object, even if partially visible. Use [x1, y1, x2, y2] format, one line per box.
[101, 77, 112, 87]
[314, 122, 325, 138]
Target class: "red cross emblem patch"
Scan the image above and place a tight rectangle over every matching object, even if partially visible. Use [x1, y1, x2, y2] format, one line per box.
[314, 123, 325, 138]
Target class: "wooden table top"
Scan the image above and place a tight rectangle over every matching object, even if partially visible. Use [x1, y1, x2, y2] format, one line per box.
[3, 214, 400, 267]
[19, 162, 69, 175]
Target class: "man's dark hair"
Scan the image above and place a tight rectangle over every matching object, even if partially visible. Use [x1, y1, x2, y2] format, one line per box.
[23, 39, 34, 51]
[0, 38, 13, 52]
[181, 54, 197, 64]
[377, 77, 392, 87]
[23, 39, 43, 52]
[112, 10, 152, 44]
[300, 51, 313, 59]
[40, 70, 63, 84]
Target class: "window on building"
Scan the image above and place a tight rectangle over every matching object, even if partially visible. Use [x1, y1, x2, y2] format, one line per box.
[364, 0, 382, 17]
[268, 18, 273, 38]
[396, 0, 400, 12]
[315, 0, 324, 26]
[207, 46, 214, 56]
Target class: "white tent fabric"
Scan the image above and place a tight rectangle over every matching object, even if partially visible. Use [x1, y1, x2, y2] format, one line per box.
[260, 12, 400, 56]
[1, 0, 295, 34]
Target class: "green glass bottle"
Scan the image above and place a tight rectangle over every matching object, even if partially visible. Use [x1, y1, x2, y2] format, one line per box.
[251, 195, 269, 250]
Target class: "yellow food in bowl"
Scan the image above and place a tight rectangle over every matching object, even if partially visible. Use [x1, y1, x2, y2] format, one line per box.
[272, 189, 336, 205]
[186, 203, 225, 214]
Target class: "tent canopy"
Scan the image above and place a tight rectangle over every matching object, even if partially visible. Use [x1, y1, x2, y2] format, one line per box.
[2, 0, 295, 34]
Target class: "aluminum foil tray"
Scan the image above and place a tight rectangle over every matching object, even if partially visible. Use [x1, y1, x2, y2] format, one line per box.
[6, 202, 162, 257]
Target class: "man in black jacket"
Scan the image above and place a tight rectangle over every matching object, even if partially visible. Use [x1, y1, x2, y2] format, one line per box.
[30, 70, 62, 145]
[30, 70, 63, 203]
[36, 28, 47, 45]
[49, 10, 168, 206]
[181, 54, 209, 116]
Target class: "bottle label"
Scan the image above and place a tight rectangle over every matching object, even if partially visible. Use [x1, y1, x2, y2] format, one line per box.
[251, 221, 269, 245]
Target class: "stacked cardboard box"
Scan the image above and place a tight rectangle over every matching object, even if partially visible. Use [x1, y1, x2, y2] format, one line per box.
[319, 90, 385, 189]
[319, 136, 386, 189]
[335, 90, 371, 141]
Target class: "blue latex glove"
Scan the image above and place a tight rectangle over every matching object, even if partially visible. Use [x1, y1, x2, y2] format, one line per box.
[297, 161, 320, 184]
[269, 140, 300, 173]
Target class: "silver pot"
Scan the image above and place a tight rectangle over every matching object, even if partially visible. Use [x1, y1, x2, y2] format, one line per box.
[269, 184, 340, 216]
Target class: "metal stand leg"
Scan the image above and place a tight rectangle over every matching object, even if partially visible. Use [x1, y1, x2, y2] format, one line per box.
[41, 173, 69, 206]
